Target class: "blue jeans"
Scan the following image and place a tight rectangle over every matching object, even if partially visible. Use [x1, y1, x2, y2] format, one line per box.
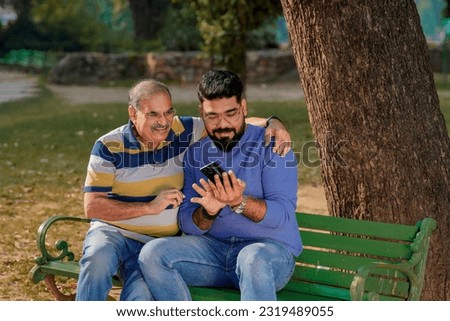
[76, 225, 153, 301]
[138, 235, 295, 301]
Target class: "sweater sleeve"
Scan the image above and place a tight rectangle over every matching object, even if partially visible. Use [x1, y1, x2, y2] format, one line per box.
[257, 147, 298, 228]
[178, 144, 208, 235]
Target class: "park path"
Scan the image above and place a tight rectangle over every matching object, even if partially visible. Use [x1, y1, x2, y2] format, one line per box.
[0, 69, 39, 103]
[47, 81, 304, 105]
[0, 68, 304, 104]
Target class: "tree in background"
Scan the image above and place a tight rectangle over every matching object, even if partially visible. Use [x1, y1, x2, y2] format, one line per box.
[281, 0, 450, 300]
[158, 1, 202, 51]
[0, 0, 44, 52]
[183, 0, 281, 82]
[128, 0, 169, 41]
[0, 0, 137, 53]
[32, 0, 105, 51]
[1, 0, 281, 61]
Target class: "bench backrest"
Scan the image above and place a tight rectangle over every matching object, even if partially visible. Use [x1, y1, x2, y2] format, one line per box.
[287, 213, 435, 301]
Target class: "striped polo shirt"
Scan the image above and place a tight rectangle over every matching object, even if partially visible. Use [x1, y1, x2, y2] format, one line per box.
[83, 116, 205, 242]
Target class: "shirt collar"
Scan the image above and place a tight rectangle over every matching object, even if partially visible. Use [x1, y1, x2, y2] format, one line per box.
[123, 119, 141, 149]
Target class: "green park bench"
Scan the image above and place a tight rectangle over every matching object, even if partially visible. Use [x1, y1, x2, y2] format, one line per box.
[29, 212, 436, 301]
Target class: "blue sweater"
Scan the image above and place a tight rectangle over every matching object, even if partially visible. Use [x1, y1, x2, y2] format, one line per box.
[179, 124, 303, 256]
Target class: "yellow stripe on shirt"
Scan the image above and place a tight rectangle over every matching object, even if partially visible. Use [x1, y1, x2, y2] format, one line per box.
[112, 172, 184, 197]
[85, 170, 115, 188]
[109, 222, 179, 237]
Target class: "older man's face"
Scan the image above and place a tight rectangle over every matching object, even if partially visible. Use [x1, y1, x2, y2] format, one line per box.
[128, 92, 175, 148]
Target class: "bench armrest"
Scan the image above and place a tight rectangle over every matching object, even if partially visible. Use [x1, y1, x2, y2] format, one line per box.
[350, 261, 419, 300]
[351, 217, 436, 301]
[34, 215, 91, 265]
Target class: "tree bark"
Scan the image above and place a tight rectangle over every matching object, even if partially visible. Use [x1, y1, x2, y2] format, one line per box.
[281, 0, 450, 300]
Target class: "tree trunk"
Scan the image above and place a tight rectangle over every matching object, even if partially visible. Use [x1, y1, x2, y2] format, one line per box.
[281, 0, 450, 300]
[128, 0, 169, 40]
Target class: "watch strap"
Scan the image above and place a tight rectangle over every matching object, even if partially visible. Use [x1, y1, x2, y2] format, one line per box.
[266, 115, 282, 127]
[231, 194, 248, 213]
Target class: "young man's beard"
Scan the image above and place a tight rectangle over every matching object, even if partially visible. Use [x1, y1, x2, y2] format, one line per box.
[210, 127, 244, 152]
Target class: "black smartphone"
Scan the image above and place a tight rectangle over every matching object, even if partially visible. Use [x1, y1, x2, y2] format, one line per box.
[200, 161, 226, 184]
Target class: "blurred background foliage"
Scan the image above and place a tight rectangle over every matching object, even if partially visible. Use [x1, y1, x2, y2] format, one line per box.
[178, 0, 281, 80]
[0, 0, 283, 75]
[2, 1, 450, 75]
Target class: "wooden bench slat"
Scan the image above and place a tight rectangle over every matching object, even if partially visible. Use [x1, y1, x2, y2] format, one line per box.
[189, 286, 347, 301]
[297, 213, 419, 241]
[292, 266, 410, 299]
[283, 280, 351, 300]
[301, 230, 413, 259]
[276, 291, 335, 301]
[190, 287, 240, 301]
[297, 249, 408, 277]
[284, 280, 405, 301]
[106, 278, 408, 302]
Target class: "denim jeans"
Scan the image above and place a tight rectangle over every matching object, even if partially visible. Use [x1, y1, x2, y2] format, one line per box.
[138, 235, 295, 301]
[76, 225, 153, 301]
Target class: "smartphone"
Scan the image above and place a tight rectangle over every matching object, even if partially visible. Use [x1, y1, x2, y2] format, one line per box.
[200, 161, 226, 184]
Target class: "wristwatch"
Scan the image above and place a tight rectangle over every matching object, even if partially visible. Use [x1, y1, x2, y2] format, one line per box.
[231, 194, 248, 214]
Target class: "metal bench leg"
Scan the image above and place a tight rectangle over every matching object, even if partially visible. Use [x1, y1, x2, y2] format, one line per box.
[44, 275, 76, 301]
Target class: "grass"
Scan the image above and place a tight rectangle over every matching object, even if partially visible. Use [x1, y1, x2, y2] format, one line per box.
[1, 78, 449, 301]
